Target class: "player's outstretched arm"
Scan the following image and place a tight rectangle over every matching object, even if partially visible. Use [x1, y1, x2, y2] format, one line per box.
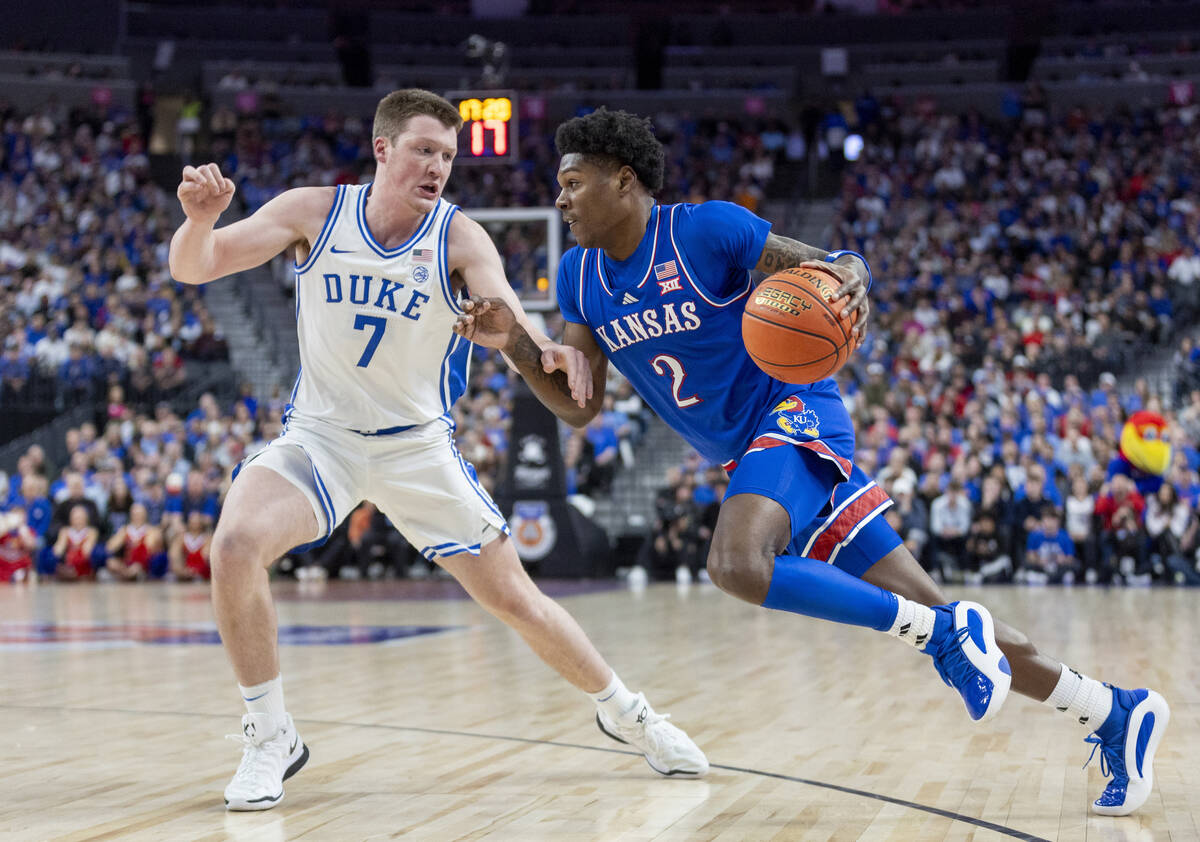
[506, 315, 606, 427]
[455, 299, 606, 427]
[169, 164, 333, 285]
[755, 233, 872, 341]
[447, 214, 603, 426]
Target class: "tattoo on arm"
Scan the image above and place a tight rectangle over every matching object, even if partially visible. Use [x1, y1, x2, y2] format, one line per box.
[756, 233, 828, 274]
[509, 329, 574, 400]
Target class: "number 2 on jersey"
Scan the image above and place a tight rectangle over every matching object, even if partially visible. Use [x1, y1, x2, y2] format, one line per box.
[650, 353, 702, 408]
[353, 314, 387, 367]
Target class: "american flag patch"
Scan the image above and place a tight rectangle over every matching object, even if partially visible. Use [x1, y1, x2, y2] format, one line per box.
[654, 260, 678, 280]
[412, 248, 434, 264]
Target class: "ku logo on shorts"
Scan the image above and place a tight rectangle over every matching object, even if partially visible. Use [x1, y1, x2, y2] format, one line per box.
[771, 397, 820, 439]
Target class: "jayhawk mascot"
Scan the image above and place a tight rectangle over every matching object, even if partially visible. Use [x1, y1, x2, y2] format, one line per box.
[1108, 410, 1171, 495]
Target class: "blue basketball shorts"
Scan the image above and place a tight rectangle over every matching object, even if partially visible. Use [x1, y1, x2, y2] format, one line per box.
[724, 389, 901, 578]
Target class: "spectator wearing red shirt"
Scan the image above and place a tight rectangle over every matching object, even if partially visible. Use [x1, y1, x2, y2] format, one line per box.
[1094, 474, 1149, 584]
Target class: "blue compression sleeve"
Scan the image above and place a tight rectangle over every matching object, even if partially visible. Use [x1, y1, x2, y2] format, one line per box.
[730, 439, 900, 631]
[763, 554, 899, 631]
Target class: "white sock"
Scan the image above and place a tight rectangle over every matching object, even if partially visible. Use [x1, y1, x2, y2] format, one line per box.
[239, 675, 287, 732]
[1045, 665, 1113, 730]
[885, 595, 937, 651]
[589, 671, 639, 721]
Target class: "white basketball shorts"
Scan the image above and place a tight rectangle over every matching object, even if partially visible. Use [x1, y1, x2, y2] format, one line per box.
[237, 415, 509, 561]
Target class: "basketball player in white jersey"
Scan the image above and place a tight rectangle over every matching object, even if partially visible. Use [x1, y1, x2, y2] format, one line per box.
[169, 90, 707, 811]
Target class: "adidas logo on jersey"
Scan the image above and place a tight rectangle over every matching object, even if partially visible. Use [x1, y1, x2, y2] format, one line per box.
[621, 292, 638, 305]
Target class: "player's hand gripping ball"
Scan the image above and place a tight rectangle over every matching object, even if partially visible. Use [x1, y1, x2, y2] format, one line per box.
[742, 265, 860, 383]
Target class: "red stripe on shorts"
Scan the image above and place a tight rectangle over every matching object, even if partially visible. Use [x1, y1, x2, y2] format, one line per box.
[726, 435, 853, 479]
[796, 440, 853, 481]
[747, 435, 790, 452]
[809, 484, 891, 561]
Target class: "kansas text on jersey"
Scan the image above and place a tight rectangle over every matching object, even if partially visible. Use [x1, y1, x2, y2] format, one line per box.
[558, 201, 835, 465]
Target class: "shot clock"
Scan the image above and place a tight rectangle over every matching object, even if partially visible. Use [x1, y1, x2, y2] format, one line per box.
[447, 91, 518, 163]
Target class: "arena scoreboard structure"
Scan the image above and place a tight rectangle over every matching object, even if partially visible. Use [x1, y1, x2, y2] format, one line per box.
[447, 91, 517, 163]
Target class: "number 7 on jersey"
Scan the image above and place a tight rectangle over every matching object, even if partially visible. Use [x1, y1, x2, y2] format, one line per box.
[353, 314, 387, 367]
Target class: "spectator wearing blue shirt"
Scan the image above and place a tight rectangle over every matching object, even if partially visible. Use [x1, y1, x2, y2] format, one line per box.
[164, 470, 220, 535]
[135, 480, 169, 526]
[7, 474, 52, 540]
[1022, 510, 1078, 585]
[25, 313, 47, 346]
[579, 414, 620, 496]
[612, 379, 649, 445]
[0, 343, 30, 400]
[1011, 462, 1060, 553]
[600, 394, 637, 469]
[478, 357, 511, 394]
[235, 382, 258, 420]
[59, 345, 97, 401]
[1090, 371, 1119, 409]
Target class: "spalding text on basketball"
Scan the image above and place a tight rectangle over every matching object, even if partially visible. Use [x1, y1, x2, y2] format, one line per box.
[795, 270, 838, 300]
[753, 286, 813, 317]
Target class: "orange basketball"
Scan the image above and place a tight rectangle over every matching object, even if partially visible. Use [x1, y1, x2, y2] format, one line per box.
[742, 265, 857, 383]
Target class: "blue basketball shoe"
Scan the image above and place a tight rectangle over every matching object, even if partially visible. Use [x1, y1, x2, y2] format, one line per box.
[1085, 687, 1170, 816]
[926, 601, 1011, 722]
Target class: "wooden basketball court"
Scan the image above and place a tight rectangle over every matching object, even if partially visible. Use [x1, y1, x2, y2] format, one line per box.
[1, 580, 1196, 841]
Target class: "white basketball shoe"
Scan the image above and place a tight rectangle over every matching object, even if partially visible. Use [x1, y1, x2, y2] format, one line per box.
[595, 693, 709, 776]
[224, 712, 310, 810]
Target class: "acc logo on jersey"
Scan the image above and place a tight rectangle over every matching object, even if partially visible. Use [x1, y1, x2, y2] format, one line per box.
[412, 265, 429, 283]
[772, 396, 820, 437]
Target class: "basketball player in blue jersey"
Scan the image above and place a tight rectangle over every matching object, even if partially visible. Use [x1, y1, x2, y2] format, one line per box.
[169, 91, 706, 812]
[453, 108, 1170, 817]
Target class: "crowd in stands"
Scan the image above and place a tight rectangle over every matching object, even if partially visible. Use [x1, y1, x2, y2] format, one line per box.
[220, 106, 793, 304]
[645, 100, 1200, 587]
[0, 92, 668, 585]
[0, 101, 228, 410]
[206, 104, 788, 213]
[0, 389, 241, 583]
[8, 80, 1200, 589]
[0, 340, 650, 584]
[649, 366, 1200, 588]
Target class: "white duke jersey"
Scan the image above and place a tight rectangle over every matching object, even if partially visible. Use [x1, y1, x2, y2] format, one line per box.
[287, 183, 471, 433]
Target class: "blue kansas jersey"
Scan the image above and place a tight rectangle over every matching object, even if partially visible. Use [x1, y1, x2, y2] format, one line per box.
[558, 201, 834, 465]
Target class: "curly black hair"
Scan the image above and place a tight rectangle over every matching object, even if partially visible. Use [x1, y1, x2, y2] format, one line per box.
[554, 108, 665, 193]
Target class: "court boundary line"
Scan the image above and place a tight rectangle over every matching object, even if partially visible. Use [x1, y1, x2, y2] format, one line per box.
[0, 702, 1050, 841]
